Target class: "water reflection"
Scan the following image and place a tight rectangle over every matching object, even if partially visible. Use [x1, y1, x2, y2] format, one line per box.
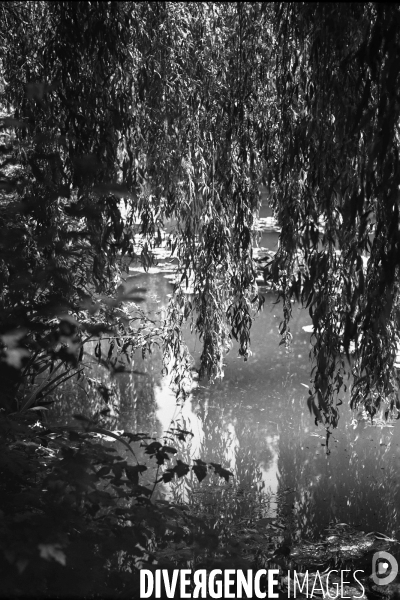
[51, 272, 400, 552]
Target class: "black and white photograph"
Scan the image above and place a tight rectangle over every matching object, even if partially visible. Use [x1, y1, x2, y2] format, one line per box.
[1, 2, 400, 598]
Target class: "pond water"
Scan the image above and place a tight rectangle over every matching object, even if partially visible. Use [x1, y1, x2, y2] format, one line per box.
[52, 266, 400, 557]
[50, 190, 400, 565]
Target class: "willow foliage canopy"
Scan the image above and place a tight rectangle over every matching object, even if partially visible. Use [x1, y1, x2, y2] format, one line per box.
[0, 1, 400, 430]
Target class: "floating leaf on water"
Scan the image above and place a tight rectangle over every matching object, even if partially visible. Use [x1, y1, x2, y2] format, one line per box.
[38, 544, 66, 566]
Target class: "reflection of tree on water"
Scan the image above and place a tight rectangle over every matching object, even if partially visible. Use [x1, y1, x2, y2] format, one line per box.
[49, 273, 169, 430]
[50, 273, 400, 552]
[117, 357, 159, 435]
[277, 408, 400, 544]
[162, 385, 274, 527]
[50, 341, 160, 435]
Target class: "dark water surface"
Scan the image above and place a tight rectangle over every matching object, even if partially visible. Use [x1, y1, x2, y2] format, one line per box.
[52, 268, 400, 551]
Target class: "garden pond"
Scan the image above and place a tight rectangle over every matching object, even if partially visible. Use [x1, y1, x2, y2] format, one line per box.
[51, 268, 400, 574]
[50, 202, 400, 588]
